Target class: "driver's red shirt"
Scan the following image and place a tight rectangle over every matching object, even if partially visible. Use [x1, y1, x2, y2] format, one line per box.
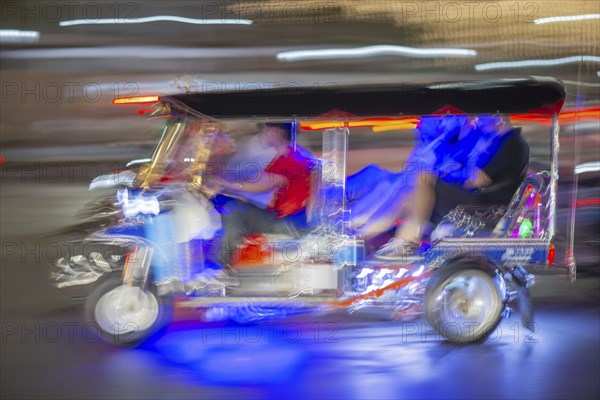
[265, 146, 312, 218]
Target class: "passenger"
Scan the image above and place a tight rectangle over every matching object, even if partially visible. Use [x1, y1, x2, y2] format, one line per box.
[375, 114, 529, 259]
[206, 122, 313, 268]
[349, 112, 467, 237]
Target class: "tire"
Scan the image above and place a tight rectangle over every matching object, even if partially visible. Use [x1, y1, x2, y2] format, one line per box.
[85, 272, 173, 346]
[424, 260, 505, 344]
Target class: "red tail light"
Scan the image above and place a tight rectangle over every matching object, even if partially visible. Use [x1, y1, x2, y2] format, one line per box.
[574, 199, 600, 207]
[548, 243, 555, 267]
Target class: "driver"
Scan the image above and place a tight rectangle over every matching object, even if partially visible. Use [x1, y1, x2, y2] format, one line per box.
[207, 122, 314, 268]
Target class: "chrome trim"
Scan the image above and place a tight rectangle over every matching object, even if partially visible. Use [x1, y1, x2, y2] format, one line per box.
[178, 296, 337, 307]
[549, 114, 559, 241]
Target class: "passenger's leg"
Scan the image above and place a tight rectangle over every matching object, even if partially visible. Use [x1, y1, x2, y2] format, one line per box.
[374, 171, 438, 259]
[346, 164, 393, 203]
[354, 192, 411, 238]
[351, 173, 414, 231]
[350, 179, 395, 227]
[396, 171, 437, 242]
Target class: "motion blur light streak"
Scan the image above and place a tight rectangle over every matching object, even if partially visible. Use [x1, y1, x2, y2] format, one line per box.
[574, 199, 600, 207]
[510, 106, 600, 126]
[60, 16, 252, 27]
[475, 56, 600, 71]
[117, 189, 160, 218]
[303, 106, 600, 132]
[534, 13, 600, 25]
[575, 161, 600, 175]
[412, 265, 425, 278]
[562, 80, 600, 88]
[277, 45, 477, 61]
[304, 106, 599, 132]
[112, 95, 160, 104]
[301, 117, 419, 131]
[356, 268, 375, 279]
[0, 29, 40, 43]
[0, 46, 284, 60]
[126, 158, 152, 167]
[457, 40, 597, 49]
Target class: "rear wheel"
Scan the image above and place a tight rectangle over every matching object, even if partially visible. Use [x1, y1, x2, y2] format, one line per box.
[425, 260, 505, 344]
[85, 273, 173, 346]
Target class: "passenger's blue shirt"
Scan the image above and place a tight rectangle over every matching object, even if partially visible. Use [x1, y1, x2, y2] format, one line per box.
[436, 127, 482, 184]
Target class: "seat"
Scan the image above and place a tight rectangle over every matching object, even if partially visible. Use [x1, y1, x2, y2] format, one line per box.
[432, 164, 550, 240]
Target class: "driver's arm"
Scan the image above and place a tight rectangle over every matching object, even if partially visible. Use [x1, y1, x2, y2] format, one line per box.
[226, 172, 287, 193]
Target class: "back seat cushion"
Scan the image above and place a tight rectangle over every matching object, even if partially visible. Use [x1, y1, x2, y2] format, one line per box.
[432, 167, 549, 240]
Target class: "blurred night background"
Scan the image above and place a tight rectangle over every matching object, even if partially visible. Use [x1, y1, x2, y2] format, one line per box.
[1, 1, 599, 399]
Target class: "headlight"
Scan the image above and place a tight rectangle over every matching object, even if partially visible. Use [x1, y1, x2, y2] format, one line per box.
[89, 170, 136, 191]
[116, 188, 160, 218]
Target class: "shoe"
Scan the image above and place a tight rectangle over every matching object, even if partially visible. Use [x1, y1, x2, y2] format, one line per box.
[374, 238, 420, 260]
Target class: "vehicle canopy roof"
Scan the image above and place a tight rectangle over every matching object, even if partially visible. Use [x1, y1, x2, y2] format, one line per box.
[166, 77, 566, 119]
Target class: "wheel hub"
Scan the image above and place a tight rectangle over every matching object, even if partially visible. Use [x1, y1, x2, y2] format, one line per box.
[95, 286, 160, 335]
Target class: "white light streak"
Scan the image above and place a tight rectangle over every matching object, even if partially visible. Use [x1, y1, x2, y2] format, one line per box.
[1, 46, 280, 59]
[412, 265, 425, 277]
[356, 268, 374, 279]
[60, 15, 252, 27]
[0, 29, 40, 43]
[126, 158, 152, 167]
[534, 14, 600, 25]
[475, 55, 600, 71]
[117, 189, 160, 217]
[575, 161, 600, 175]
[277, 45, 477, 62]
[376, 268, 393, 279]
[395, 268, 408, 278]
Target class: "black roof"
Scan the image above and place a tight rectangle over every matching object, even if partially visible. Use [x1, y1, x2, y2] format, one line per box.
[167, 77, 565, 119]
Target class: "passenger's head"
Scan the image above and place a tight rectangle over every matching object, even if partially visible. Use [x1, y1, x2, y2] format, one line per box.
[439, 114, 469, 136]
[424, 106, 469, 140]
[261, 122, 293, 147]
[475, 115, 502, 135]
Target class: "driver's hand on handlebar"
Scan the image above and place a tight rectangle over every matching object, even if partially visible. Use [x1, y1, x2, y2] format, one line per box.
[201, 177, 225, 198]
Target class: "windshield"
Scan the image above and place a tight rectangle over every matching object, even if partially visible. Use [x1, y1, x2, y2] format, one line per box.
[138, 110, 220, 187]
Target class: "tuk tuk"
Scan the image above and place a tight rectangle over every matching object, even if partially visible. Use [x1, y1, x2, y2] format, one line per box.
[49, 77, 576, 346]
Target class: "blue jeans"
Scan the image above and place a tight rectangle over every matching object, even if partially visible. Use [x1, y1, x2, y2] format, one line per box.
[212, 199, 308, 266]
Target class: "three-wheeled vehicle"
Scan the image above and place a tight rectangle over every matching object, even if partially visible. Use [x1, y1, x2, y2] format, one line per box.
[48, 77, 577, 346]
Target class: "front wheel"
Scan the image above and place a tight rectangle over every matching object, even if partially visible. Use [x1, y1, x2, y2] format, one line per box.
[85, 273, 173, 346]
[424, 261, 505, 344]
